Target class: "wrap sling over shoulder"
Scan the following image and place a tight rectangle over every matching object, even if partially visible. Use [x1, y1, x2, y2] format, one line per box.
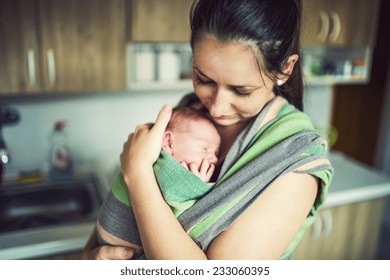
[98, 96, 334, 259]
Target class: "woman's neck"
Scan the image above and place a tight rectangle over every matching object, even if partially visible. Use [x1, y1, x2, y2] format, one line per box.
[216, 121, 249, 162]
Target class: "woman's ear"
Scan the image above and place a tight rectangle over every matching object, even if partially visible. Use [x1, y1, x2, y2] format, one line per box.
[277, 54, 299, 86]
[161, 131, 174, 154]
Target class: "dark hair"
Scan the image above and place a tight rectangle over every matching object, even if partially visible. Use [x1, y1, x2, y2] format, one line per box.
[190, 0, 303, 111]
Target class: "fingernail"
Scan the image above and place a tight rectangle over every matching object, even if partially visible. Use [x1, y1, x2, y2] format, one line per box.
[162, 104, 172, 113]
[123, 248, 133, 258]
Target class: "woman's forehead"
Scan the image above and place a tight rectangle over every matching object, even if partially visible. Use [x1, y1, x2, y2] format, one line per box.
[193, 37, 263, 85]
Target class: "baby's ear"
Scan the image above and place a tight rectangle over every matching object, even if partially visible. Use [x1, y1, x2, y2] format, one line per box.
[161, 130, 174, 154]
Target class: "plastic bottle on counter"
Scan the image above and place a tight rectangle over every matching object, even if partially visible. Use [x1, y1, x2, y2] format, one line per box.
[49, 120, 74, 181]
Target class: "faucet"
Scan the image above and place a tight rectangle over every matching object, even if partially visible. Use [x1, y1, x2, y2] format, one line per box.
[0, 134, 10, 165]
[0, 104, 21, 181]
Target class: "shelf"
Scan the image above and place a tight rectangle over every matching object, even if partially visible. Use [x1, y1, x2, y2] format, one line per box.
[128, 79, 193, 91]
[301, 47, 373, 85]
[126, 44, 374, 90]
[126, 43, 193, 92]
[304, 75, 370, 86]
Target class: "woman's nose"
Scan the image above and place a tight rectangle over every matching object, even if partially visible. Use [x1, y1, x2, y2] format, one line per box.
[209, 89, 228, 117]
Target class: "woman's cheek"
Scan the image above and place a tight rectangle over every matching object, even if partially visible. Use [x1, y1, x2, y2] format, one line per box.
[195, 88, 211, 108]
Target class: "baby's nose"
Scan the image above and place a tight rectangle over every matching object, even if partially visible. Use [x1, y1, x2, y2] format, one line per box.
[208, 153, 218, 164]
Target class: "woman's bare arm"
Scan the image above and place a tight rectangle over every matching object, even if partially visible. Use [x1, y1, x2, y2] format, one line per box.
[125, 168, 317, 259]
[120, 105, 207, 259]
[125, 165, 208, 259]
[121, 105, 318, 259]
[207, 172, 318, 259]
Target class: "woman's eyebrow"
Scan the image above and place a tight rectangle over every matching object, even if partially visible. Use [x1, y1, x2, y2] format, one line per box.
[193, 66, 213, 80]
[193, 66, 261, 89]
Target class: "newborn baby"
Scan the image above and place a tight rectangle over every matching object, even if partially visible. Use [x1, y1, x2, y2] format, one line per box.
[96, 106, 221, 257]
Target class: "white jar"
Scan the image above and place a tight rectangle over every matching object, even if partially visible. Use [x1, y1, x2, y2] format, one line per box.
[157, 45, 180, 81]
[135, 44, 156, 82]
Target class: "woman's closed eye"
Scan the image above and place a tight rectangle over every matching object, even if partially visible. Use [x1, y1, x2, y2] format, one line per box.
[229, 87, 253, 98]
[194, 69, 257, 98]
[195, 74, 254, 98]
[195, 76, 215, 86]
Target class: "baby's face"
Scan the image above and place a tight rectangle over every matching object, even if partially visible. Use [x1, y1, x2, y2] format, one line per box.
[170, 119, 220, 168]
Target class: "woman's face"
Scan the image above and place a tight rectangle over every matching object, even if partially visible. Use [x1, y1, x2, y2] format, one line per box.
[192, 36, 276, 127]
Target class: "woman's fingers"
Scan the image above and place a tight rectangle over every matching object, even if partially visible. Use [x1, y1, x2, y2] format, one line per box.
[92, 246, 134, 260]
[120, 105, 173, 179]
[151, 104, 172, 138]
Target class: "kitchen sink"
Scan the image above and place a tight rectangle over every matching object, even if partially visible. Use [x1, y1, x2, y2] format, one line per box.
[0, 173, 105, 259]
[0, 177, 101, 233]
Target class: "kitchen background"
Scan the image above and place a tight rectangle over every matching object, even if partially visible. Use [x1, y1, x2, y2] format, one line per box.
[1, 0, 390, 260]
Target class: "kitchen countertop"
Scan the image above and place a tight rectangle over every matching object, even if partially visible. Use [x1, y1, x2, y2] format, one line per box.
[324, 151, 390, 208]
[1, 152, 389, 259]
[0, 164, 110, 260]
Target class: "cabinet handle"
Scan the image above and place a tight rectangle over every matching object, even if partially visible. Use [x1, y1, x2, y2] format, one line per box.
[27, 49, 36, 87]
[311, 214, 322, 240]
[317, 11, 330, 43]
[47, 49, 56, 87]
[321, 210, 333, 237]
[329, 12, 341, 43]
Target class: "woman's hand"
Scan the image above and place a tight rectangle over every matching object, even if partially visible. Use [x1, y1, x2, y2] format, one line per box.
[81, 245, 135, 260]
[120, 104, 172, 184]
[80, 228, 136, 260]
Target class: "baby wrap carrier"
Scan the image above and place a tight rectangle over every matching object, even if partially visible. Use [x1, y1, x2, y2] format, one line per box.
[98, 96, 334, 259]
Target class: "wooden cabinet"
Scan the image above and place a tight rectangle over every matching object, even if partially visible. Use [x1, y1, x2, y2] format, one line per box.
[0, 1, 42, 93]
[0, 0, 126, 94]
[37, 0, 126, 92]
[292, 198, 387, 259]
[301, 0, 380, 47]
[128, 0, 192, 42]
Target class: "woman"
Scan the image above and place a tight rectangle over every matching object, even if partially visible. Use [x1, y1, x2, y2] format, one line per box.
[82, 0, 333, 260]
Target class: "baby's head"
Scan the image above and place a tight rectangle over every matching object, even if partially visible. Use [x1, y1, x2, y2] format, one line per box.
[162, 106, 221, 168]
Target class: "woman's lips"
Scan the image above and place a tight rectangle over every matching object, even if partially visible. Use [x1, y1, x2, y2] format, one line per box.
[211, 114, 231, 120]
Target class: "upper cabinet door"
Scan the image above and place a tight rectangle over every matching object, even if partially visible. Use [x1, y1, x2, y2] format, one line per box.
[129, 0, 192, 42]
[0, 0, 126, 94]
[0, 0, 42, 93]
[38, 0, 126, 92]
[301, 0, 380, 47]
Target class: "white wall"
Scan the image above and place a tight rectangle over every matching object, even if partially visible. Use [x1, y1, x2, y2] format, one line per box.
[3, 85, 333, 182]
[2, 90, 186, 180]
[303, 85, 334, 136]
[2, 85, 335, 180]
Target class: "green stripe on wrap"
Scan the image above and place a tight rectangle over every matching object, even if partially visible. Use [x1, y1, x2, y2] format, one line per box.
[111, 150, 214, 217]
